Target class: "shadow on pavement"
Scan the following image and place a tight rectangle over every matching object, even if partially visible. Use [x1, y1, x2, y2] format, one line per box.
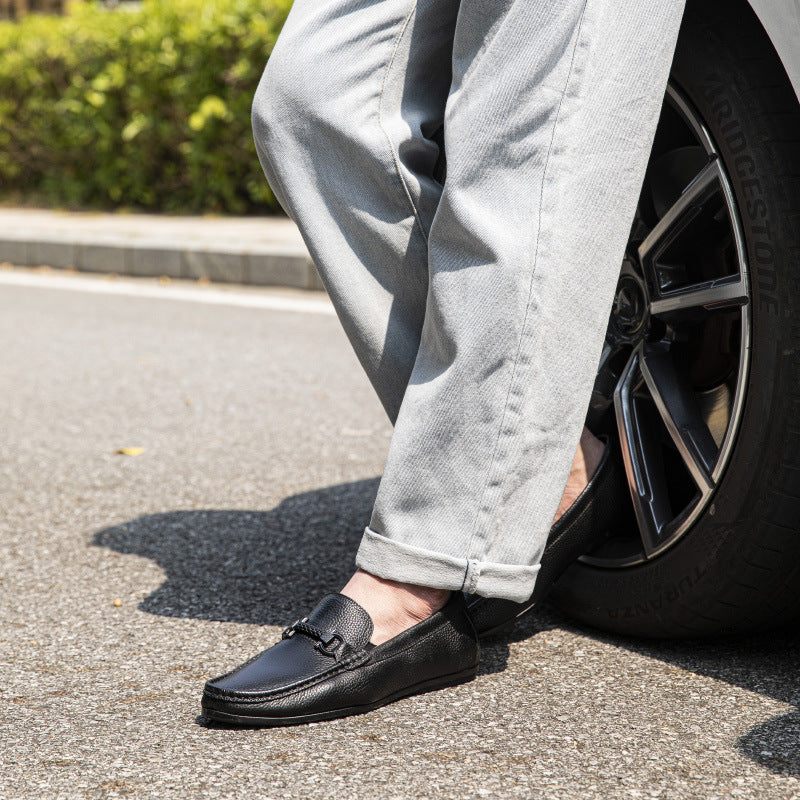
[94, 479, 380, 627]
[93, 479, 798, 772]
[91, 477, 509, 677]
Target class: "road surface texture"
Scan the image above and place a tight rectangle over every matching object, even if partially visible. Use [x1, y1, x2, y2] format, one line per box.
[1, 269, 799, 800]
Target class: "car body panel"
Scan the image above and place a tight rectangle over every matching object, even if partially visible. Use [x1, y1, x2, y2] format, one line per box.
[749, 0, 800, 102]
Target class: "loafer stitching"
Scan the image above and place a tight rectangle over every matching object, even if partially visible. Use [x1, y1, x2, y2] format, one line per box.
[367, 619, 470, 667]
[204, 615, 477, 706]
[203, 650, 372, 703]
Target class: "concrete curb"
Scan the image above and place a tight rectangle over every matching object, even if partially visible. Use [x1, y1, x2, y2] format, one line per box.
[0, 210, 323, 290]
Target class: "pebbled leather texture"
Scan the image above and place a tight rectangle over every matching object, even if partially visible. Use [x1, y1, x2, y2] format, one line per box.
[206, 594, 373, 696]
[467, 438, 627, 638]
[202, 592, 479, 726]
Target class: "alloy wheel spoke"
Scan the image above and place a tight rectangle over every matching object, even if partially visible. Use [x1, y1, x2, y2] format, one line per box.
[649, 274, 747, 316]
[582, 83, 752, 570]
[613, 351, 674, 557]
[639, 345, 717, 495]
[638, 159, 730, 305]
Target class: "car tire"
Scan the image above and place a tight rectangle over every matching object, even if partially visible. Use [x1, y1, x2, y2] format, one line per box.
[550, 0, 800, 637]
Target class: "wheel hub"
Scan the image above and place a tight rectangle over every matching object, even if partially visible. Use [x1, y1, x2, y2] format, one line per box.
[609, 270, 649, 344]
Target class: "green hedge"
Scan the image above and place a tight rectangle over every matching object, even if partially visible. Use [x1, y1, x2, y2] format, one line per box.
[0, 0, 291, 213]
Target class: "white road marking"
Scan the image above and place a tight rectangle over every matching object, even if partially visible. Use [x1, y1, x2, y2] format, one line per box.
[0, 268, 336, 316]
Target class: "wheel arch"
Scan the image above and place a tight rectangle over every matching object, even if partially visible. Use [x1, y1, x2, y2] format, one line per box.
[745, 0, 800, 107]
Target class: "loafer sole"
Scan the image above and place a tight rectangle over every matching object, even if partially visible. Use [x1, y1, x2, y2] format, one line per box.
[201, 664, 477, 728]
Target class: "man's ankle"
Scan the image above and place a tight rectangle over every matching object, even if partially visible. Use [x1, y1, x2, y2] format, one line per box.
[341, 570, 450, 645]
[554, 427, 605, 522]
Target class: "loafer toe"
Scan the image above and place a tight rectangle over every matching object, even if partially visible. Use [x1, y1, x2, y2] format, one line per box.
[201, 592, 478, 727]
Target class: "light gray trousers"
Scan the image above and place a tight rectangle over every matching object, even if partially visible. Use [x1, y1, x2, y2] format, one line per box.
[253, 0, 686, 602]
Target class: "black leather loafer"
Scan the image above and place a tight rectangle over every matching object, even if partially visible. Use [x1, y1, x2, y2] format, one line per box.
[202, 591, 478, 727]
[467, 438, 627, 639]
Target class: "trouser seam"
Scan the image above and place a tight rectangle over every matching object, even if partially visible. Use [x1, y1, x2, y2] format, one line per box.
[462, 559, 480, 595]
[464, 0, 590, 564]
[377, 0, 430, 244]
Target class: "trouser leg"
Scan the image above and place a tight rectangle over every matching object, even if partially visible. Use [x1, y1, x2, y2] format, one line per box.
[356, 0, 686, 601]
[254, 0, 686, 602]
[252, 0, 458, 423]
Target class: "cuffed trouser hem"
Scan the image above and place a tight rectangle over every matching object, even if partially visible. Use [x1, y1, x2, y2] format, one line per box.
[355, 527, 539, 603]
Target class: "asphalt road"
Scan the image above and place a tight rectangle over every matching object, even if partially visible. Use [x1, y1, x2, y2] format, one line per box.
[2, 270, 799, 800]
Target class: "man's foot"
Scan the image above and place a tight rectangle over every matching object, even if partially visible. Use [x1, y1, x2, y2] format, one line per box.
[201, 592, 478, 728]
[554, 427, 606, 522]
[467, 431, 628, 639]
[340, 570, 450, 645]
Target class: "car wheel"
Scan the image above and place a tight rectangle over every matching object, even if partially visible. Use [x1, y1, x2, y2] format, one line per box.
[550, 0, 800, 637]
